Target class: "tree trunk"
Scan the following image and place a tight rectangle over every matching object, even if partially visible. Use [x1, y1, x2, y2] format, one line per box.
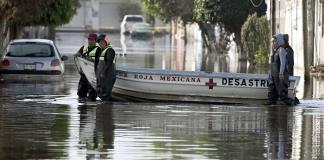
[9, 24, 22, 40]
[271, 0, 276, 36]
[303, 0, 315, 82]
[0, 20, 10, 52]
[197, 22, 217, 55]
[48, 25, 56, 40]
[184, 23, 187, 46]
[0, 19, 5, 52]
[303, 76, 313, 99]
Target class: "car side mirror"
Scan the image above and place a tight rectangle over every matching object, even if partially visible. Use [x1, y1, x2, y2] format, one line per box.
[61, 55, 68, 61]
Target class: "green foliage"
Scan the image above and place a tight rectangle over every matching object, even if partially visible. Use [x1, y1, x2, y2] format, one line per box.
[241, 14, 270, 64]
[1, 0, 78, 27]
[141, 0, 194, 24]
[13, 0, 78, 26]
[119, 0, 142, 22]
[193, 0, 267, 39]
[255, 45, 268, 64]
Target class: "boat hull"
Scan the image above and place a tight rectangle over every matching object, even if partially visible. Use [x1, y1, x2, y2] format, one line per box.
[75, 57, 97, 89]
[75, 57, 300, 103]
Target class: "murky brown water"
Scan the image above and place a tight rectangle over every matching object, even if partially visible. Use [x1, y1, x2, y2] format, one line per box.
[1, 33, 324, 159]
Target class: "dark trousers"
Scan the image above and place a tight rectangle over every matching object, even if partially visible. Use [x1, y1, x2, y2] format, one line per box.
[77, 73, 97, 99]
[268, 74, 292, 105]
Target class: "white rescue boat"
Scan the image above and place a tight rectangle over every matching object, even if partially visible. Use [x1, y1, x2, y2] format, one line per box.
[75, 57, 300, 104]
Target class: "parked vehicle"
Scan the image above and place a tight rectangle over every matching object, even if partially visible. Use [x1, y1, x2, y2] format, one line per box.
[0, 39, 67, 81]
[120, 15, 144, 34]
[130, 22, 153, 39]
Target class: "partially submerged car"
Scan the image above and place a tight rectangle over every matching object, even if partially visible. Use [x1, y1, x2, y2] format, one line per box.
[120, 15, 144, 34]
[0, 39, 67, 81]
[130, 22, 153, 39]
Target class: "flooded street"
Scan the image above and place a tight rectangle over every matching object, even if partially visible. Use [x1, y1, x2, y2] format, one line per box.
[1, 32, 324, 159]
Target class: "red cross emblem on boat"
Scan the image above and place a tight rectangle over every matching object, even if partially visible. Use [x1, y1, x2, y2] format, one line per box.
[205, 78, 217, 89]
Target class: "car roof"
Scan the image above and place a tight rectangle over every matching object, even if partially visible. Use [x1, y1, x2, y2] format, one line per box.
[124, 15, 144, 18]
[9, 39, 54, 45]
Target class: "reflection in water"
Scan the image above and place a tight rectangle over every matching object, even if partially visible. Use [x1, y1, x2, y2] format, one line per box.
[266, 107, 292, 160]
[292, 106, 324, 160]
[118, 33, 168, 69]
[301, 76, 324, 99]
[0, 101, 70, 159]
[78, 104, 114, 159]
[312, 76, 324, 99]
[201, 53, 230, 72]
[111, 104, 269, 159]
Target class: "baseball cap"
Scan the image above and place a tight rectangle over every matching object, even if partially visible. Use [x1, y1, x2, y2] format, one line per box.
[87, 33, 97, 40]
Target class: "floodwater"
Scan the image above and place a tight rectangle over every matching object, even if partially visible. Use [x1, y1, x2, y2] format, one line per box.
[0, 32, 324, 159]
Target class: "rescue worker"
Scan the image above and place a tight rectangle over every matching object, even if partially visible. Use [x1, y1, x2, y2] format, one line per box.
[75, 33, 101, 101]
[283, 34, 294, 76]
[283, 34, 300, 105]
[96, 34, 116, 101]
[267, 34, 293, 106]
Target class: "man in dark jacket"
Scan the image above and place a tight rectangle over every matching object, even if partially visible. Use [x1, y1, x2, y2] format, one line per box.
[267, 34, 293, 106]
[283, 34, 294, 76]
[75, 33, 101, 101]
[96, 34, 116, 101]
[283, 34, 300, 104]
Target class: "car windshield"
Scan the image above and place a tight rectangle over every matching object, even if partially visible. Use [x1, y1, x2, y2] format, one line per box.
[125, 17, 143, 22]
[6, 42, 54, 57]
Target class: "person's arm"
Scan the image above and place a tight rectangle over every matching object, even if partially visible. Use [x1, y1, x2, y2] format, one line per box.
[279, 48, 287, 75]
[74, 46, 84, 56]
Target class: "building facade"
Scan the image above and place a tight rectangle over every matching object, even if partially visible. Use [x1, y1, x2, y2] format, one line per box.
[269, 0, 324, 70]
[58, 0, 141, 31]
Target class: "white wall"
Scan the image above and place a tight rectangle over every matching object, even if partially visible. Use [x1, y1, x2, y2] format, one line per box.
[61, 1, 85, 29]
[274, 0, 304, 71]
[314, 1, 324, 66]
[99, 2, 120, 30]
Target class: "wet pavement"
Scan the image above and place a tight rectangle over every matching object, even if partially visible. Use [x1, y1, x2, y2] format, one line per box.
[0, 32, 324, 159]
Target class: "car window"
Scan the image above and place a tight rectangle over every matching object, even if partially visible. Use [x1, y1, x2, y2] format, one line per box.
[6, 43, 54, 57]
[125, 17, 143, 22]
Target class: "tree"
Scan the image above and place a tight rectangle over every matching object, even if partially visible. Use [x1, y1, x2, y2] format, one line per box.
[241, 14, 270, 65]
[1, 0, 78, 41]
[142, 0, 194, 43]
[0, 0, 16, 51]
[302, 0, 315, 82]
[142, 0, 194, 24]
[193, 0, 267, 55]
[142, 0, 266, 56]
[119, 0, 142, 22]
